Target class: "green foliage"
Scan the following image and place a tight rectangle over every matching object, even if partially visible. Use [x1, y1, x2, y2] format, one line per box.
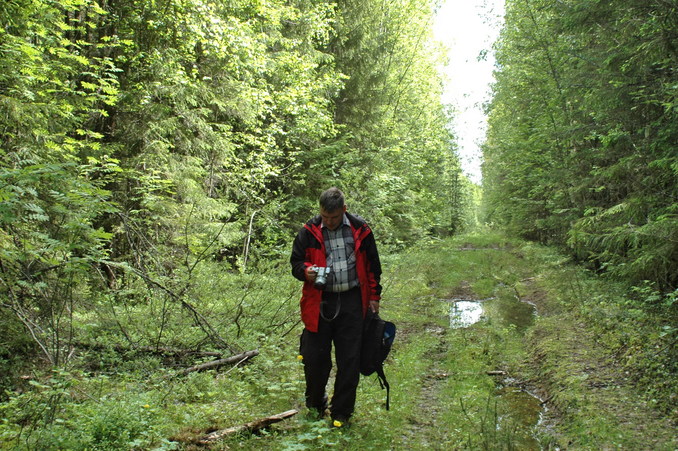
[1, 233, 675, 448]
[0, 160, 118, 365]
[0, 0, 468, 446]
[0, 370, 167, 450]
[0, 0, 123, 369]
[291, 0, 465, 244]
[483, 0, 678, 290]
[2, 0, 676, 448]
[0, 314, 37, 398]
[1, 0, 470, 378]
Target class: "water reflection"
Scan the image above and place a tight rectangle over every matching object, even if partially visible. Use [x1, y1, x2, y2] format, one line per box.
[493, 296, 536, 331]
[449, 299, 484, 328]
[496, 386, 544, 450]
[447, 293, 544, 448]
[491, 284, 537, 331]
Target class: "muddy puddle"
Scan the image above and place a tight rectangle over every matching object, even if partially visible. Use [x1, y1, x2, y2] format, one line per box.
[495, 385, 544, 449]
[447, 293, 535, 331]
[447, 295, 544, 449]
[449, 299, 484, 328]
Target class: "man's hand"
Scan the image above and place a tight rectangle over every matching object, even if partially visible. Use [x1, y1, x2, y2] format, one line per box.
[305, 265, 318, 283]
[369, 300, 380, 313]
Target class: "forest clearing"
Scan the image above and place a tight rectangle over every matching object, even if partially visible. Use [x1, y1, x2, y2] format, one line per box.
[1, 231, 676, 449]
[1, 0, 676, 449]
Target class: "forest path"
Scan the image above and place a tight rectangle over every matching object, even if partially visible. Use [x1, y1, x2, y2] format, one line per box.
[210, 234, 676, 450]
[399, 323, 449, 448]
[380, 238, 676, 450]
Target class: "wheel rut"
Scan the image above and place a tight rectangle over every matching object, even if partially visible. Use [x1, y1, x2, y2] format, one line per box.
[400, 324, 449, 448]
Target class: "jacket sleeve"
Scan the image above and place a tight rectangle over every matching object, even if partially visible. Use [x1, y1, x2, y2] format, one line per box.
[290, 227, 310, 282]
[362, 229, 382, 299]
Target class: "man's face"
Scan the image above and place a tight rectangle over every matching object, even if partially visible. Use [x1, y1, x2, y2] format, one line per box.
[320, 206, 346, 231]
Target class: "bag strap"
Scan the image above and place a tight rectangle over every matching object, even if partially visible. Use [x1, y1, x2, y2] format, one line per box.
[376, 366, 390, 411]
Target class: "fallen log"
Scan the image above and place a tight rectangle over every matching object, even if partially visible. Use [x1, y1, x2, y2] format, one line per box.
[196, 409, 298, 445]
[178, 350, 259, 376]
[137, 346, 223, 358]
[72, 342, 223, 358]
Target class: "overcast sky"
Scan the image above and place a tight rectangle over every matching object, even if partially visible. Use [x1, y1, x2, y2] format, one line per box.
[433, 0, 505, 184]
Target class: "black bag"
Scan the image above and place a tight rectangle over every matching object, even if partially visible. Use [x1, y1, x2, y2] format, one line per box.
[360, 310, 396, 410]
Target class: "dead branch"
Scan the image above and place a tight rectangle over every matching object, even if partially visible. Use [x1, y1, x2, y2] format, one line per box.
[242, 210, 258, 270]
[177, 350, 259, 376]
[195, 409, 298, 445]
[73, 342, 223, 358]
[142, 346, 222, 358]
[1, 300, 54, 365]
[487, 370, 507, 376]
[103, 260, 238, 354]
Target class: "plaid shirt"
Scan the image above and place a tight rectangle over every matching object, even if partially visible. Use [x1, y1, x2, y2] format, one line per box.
[321, 214, 359, 292]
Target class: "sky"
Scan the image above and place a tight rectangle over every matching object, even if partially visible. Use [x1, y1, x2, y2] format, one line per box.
[433, 0, 505, 184]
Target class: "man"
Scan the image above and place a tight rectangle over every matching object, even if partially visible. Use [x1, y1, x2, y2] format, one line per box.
[290, 187, 382, 426]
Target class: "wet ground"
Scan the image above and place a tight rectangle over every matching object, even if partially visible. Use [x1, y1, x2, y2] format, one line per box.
[448, 293, 544, 449]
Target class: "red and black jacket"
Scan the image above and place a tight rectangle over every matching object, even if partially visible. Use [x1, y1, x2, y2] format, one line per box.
[290, 212, 382, 332]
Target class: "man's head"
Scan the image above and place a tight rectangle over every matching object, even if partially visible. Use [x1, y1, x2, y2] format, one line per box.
[319, 187, 346, 230]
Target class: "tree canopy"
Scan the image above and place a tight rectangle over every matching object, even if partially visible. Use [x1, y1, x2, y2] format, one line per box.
[483, 0, 678, 290]
[1, 0, 465, 369]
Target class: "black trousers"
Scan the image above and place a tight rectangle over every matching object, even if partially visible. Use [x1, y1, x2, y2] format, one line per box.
[300, 286, 363, 420]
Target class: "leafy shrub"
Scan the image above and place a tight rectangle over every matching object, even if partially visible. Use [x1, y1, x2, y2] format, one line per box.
[0, 314, 37, 399]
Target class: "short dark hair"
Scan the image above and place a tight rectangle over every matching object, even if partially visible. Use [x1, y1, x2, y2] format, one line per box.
[319, 187, 345, 212]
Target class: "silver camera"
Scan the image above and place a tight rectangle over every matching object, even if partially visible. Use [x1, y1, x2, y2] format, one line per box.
[313, 266, 331, 290]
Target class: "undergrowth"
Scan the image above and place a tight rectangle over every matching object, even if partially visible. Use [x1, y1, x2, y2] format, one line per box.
[0, 229, 675, 449]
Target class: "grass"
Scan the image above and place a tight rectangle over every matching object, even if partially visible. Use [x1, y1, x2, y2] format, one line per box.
[1, 229, 676, 449]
